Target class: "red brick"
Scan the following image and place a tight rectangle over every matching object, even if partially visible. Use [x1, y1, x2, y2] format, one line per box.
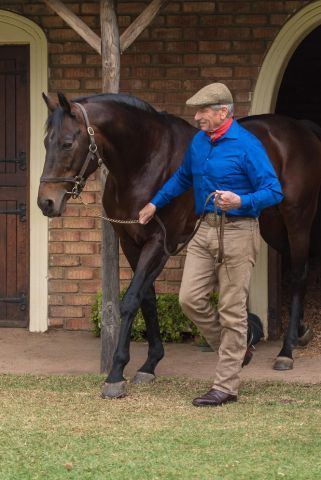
[66, 268, 95, 280]
[81, 3, 99, 14]
[200, 15, 233, 26]
[120, 268, 133, 280]
[80, 280, 101, 293]
[51, 54, 83, 65]
[234, 66, 259, 78]
[65, 243, 96, 254]
[63, 218, 95, 229]
[48, 29, 80, 42]
[64, 67, 96, 79]
[64, 318, 91, 330]
[49, 281, 79, 294]
[183, 2, 214, 13]
[49, 243, 64, 254]
[151, 28, 182, 40]
[49, 218, 63, 228]
[49, 230, 80, 242]
[48, 295, 64, 305]
[63, 294, 94, 306]
[253, 27, 279, 39]
[81, 255, 102, 267]
[199, 41, 232, 52]
[48, 319, 64, 328]
[166, 67, 199, 79]
[50, 305, 83, 318]
[48, 267, 64, 279]
[217, 2, 251, 14]
[200, 67, 233, 78]
[152, 53, 182, 65]
[184, 54, 217, 66]
[80, 231, 101, 242]
[166, 41, 198, 52]
[150, 79, 182, 91]
[166, 269, 183, 281]
[235, 15, 268, 25]
[50, 79, 81, 90]
[167, 15, 199, 27]
[49, 255, 80, 267]
[63, 42, 93, 54]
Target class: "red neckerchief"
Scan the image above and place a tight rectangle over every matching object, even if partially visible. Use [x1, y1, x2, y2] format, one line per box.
[208, 117, 233, 142]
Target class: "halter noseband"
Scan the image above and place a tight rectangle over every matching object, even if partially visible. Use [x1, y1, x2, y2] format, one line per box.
[40, 102, 103, 199]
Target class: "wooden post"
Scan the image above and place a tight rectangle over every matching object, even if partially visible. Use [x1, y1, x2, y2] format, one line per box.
[100, 0, 121, 374]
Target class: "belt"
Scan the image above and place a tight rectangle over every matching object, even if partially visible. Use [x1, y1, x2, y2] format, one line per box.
[203, 213, 253, 227]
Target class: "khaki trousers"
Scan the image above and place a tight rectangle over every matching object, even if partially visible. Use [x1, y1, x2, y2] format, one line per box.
[179, 218, 260, 395]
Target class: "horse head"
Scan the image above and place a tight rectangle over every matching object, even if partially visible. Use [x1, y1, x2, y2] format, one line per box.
[38, 92, 100, 217]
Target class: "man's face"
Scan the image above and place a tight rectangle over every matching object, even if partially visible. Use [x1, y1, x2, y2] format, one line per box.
[194, 106, 228, 133]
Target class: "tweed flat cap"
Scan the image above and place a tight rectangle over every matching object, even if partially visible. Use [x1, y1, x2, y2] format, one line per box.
[186, 83, 233, 107]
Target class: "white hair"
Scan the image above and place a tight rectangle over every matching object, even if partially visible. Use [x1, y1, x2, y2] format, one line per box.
[209, 103, 234, 118]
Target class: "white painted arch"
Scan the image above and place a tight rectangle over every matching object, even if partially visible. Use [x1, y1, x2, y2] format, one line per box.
[249, 1, 321, 335]
[0, 10, 48, 332]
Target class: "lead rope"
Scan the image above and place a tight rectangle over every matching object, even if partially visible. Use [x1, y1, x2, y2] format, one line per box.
[78, 192, 227, 272]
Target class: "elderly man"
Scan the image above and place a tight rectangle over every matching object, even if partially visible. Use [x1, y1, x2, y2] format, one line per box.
[139, 83, 283, 407]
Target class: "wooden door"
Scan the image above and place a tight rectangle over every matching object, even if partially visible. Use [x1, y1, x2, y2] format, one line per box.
[0, 45, 29, 327]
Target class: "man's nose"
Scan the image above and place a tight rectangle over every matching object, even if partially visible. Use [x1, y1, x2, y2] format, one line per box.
[194, 111, 201, 121]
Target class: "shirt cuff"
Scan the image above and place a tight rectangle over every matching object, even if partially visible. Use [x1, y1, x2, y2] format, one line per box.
[239, 194, 252, 210]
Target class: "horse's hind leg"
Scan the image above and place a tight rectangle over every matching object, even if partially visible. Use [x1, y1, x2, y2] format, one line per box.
[274, 228, 311, 371]
[131, 285, 164, 384]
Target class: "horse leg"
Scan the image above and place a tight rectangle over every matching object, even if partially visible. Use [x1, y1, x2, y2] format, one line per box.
[131, 284, 165, 384]
[102, 239, 168, 398]
[274, 229, 310, 370]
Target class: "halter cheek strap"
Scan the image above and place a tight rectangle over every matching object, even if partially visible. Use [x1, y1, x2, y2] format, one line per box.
[40, 102, 103, 199]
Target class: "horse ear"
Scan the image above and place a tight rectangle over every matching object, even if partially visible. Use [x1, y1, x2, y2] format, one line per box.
[42, 92, 57, 112]
[57, 92, 72, 115]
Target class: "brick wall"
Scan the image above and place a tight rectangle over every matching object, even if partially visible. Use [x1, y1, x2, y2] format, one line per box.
[0, 0, 309, 329]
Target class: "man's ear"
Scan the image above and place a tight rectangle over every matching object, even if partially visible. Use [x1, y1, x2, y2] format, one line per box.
[42, 92, 58, 112]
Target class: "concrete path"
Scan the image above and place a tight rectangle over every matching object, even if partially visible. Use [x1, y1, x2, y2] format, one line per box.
[0, 328, 320, 384]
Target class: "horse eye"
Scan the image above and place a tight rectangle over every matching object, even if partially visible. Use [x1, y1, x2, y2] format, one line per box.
[62, 142, 73, 150]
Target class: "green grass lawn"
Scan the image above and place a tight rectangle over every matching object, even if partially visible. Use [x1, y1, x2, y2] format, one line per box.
[0, 375, 321, 480]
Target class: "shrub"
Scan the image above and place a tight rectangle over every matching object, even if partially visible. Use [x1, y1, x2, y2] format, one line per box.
[90, 289, 219, 342]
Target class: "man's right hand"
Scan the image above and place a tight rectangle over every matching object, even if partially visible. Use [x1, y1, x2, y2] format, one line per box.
[138, 203, 156, 224]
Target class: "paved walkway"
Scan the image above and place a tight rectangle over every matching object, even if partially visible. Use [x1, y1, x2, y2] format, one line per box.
[0, 328, 320, 384]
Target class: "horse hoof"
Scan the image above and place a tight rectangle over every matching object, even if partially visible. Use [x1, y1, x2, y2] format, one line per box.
[131, 372, 155, 384]
[101, 380, 127, 399]
[298, 327, 313, 347]
[273, 356, 294, 371]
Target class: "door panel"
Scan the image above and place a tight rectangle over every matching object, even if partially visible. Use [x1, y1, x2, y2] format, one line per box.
[0, 45, 29, 327]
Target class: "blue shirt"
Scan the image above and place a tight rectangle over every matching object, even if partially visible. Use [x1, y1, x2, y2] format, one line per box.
[151, 119, 283, 217]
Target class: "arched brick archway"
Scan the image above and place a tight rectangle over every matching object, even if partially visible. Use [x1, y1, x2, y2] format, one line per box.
[249, 1, 321, 336]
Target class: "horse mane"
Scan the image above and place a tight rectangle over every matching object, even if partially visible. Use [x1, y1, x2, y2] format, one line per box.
[45, 92, 191, 134]
[72, 92, 157, 114]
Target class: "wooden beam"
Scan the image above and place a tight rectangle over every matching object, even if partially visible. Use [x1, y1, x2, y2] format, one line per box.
[120, 0, 170, 53]
[100, 0, 121, 374]
[43, 0, 169, 56]
[42, 0, 101, 54]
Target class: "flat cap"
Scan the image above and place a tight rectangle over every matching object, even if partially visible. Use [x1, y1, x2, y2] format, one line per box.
[186, 82, 233, 107]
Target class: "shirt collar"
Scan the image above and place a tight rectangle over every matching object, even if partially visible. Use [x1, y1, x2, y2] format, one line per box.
[203, 118, 240, 143]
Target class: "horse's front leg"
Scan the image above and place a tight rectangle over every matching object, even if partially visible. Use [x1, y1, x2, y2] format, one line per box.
[131, 284, 165, 384]
[102, 238, 168, 398]
[274, 229, 310, 371]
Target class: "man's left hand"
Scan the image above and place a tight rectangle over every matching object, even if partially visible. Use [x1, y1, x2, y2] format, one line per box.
[214, 190, 241, 211]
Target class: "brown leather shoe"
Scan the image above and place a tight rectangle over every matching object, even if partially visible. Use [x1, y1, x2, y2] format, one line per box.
[192, 389, 237, 407]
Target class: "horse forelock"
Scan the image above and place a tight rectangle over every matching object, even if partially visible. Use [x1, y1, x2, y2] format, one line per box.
[45, 106, 76, 136]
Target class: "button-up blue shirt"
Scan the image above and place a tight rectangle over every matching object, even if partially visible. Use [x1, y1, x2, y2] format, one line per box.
[151, 119, 283, 217]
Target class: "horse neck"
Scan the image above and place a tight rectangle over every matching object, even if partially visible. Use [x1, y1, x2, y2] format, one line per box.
[87, 102, 167, 181]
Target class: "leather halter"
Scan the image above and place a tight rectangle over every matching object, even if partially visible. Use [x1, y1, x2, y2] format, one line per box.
[40, 102, 103, 199]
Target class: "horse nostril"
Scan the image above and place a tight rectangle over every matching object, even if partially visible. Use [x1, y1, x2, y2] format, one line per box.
[38, 198, 54, 216]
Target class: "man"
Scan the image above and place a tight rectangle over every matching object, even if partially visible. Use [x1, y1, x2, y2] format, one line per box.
[139, 83, 283, 407]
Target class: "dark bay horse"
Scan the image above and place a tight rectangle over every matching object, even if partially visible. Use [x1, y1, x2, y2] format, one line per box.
[38, 92, 321, 398]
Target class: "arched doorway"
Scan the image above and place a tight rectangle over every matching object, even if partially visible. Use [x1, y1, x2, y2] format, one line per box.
[275, 25, 321, 341]
[249, 1, 321, 338]
[0, 10, 48, 332]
